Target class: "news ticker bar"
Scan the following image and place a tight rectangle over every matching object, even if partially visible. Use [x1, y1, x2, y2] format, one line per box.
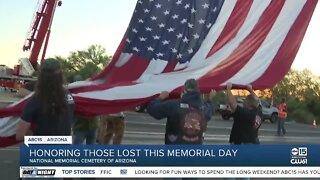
[20, 166, 320, 178]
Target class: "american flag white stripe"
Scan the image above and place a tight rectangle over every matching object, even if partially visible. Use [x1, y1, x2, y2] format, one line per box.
[74, 73, 190, 100]
[188, 0, 238, 67]
[144, 59, 167, 75]
[137, 58, 168, 81]
[66, 80, 102, 90]
[174, 61, 189, 71]
[225, 0, 307, 85]
[0, 94, 32, 138]
[114, 53, 133, 67]
[0, 117, 19, 137]
[202, 0, 272, 68]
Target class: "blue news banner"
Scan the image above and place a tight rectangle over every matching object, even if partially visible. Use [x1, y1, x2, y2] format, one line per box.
[20, 145, 320, 167]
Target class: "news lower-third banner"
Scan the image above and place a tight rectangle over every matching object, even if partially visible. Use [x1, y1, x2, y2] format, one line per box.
[19, 136, 320, 178]
[21, 144, 319, 166]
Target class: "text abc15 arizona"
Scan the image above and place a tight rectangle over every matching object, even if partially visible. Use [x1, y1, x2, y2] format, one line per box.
[22, 169, 56, 177]
[290, 147, 308, 165]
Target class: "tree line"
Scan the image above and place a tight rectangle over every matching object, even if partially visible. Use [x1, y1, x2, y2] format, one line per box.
[54, 45, 320, 124]
[55, 44, 112, 82]
[272, 69, 320, 124]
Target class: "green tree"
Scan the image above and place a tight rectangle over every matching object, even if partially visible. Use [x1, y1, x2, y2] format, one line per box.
[55, 44, 112, 82]
[271, 69, 320, 123]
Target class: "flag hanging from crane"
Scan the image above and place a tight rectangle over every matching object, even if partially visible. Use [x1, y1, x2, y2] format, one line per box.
[0, 0, 318, 147]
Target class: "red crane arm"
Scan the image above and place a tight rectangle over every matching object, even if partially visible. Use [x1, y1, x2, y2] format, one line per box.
[22, 0, 60, 67]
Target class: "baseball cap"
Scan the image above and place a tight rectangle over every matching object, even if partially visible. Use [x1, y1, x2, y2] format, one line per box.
[184, 78, 199, 92]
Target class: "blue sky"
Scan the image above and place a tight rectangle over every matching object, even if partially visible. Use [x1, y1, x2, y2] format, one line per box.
[0, 0, 319, 75]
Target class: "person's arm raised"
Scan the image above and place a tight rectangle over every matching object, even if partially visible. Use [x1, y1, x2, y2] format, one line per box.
[246, 84, 259, 102]
[147, 91, 171, 120]
[226, 83, 237, 113]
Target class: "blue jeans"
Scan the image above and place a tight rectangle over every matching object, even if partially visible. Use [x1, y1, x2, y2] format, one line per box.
[277, 117, 286, 135]
[73, 129, 97, 144]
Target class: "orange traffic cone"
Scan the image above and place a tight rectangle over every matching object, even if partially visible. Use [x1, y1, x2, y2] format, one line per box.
[313, 120, 317, 128]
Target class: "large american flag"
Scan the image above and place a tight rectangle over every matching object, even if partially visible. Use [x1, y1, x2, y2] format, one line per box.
[0, 0, 318, 147]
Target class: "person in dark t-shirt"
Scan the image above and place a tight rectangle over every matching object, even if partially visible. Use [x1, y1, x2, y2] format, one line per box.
[16, 59, 75, 140]
[226, 83, 262, 144]
[147, 79, 214, 145]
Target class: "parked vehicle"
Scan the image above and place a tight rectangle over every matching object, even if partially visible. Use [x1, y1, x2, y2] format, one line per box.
[134, 105, 147, 113]
[217, 98, 278, 123]
[217, 104, 232, 120]
[259, 100, 278, 123]
[217, 97, 244, 120]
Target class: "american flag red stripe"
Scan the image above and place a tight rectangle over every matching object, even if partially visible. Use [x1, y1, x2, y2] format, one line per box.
[207, 0, 254, 57]
[252, 0, 318, 89]
[0, 0, 318, 147]
[199, 0, 286, 88]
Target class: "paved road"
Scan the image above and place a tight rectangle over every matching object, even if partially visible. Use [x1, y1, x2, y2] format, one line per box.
[0, 111, 319, 179]
[0, 91, 21, 104]
[122, 112, 320, 144]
